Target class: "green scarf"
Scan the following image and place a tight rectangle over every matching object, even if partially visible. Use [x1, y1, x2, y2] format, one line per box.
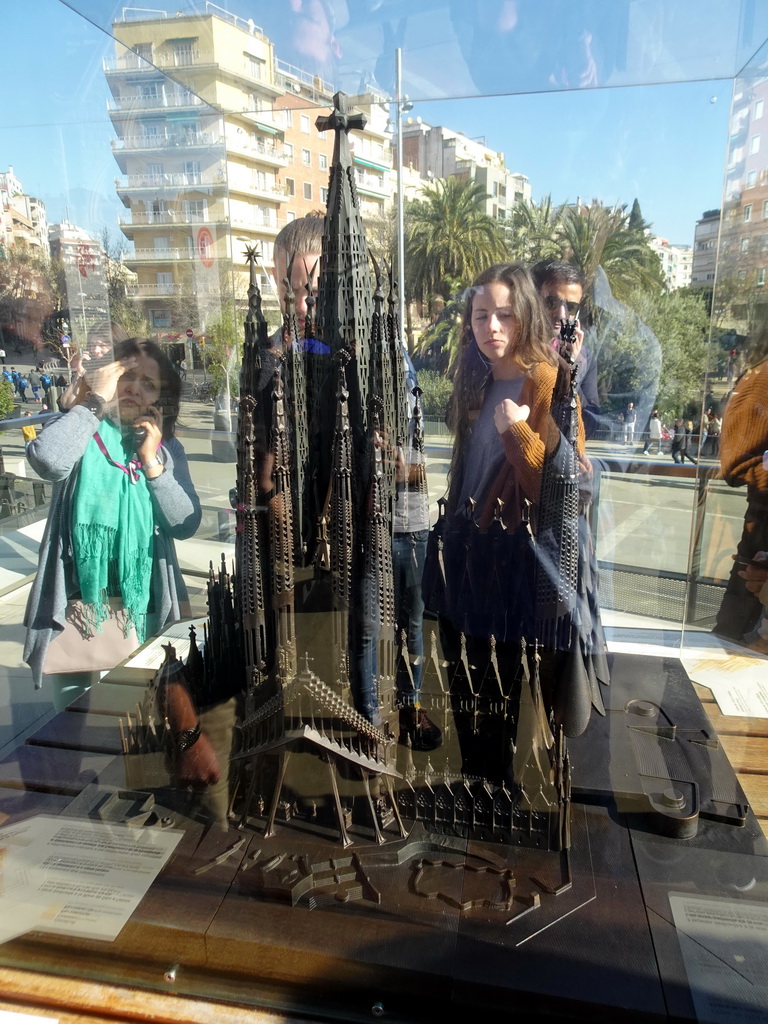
[71, 417, 154, 643]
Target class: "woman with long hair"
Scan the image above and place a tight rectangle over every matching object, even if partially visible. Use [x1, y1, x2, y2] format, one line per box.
[24, 338, 202, 711]
[437, 263, 607, 780]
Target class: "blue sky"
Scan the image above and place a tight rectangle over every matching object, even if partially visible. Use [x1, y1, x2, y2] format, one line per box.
[0, 1, 740, 247]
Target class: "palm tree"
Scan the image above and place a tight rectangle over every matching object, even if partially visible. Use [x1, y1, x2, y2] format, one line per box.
[558, 200, 664, 301]
[506, 195, 566, 265]
[405, 177, 507, 305]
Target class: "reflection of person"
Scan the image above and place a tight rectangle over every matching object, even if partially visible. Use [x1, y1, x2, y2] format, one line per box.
[60, 321, 130, 412]
[645, 410, 662, 455]
[671, 417, 685, 463]
[740, 551, 768, 653]
[715, 355, 768, 642]
[271, 215, 327, 352]
[441, 264, 589, 779]
[394, 351, 441, 750]
[24, 338, 202, 711]
[532, 259, 600, 439]
[623, 402, 636, 445]
[21, 412, 37, 447]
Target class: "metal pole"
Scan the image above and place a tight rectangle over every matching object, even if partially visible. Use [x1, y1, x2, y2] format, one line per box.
[395, 48, 406, 346]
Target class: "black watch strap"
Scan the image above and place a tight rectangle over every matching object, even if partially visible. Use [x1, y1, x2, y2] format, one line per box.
[174, 724, 201, 754]
[82, 391, 106, 419]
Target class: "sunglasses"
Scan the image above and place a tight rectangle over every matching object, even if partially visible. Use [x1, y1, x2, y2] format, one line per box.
[543, 295, 580, 317]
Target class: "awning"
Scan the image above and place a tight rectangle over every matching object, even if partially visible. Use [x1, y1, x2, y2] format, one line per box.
[255, 121, 279, 136]
[353, 155, 389, 172]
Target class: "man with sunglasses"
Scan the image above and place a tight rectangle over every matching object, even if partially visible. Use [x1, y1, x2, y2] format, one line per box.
[532, 259, 600, 439]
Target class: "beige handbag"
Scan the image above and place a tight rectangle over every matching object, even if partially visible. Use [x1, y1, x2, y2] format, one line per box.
[44, 598, 139, 674]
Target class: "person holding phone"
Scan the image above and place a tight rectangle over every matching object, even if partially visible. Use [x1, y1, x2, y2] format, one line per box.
[531, 259, 600, 439]
[24, 338, 202, 713]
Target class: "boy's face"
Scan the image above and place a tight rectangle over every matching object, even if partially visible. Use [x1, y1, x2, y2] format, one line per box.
[274, 249, 322, 335]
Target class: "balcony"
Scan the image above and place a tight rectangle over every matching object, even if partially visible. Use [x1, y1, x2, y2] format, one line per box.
[227, 176, 285, 202]
[126, 283, 175, 297]
[111, 132, 225, 152]
[107, 93, 206, 114]
[115, 171, 226, 192]
[119, 210, 224, 227]
[129, 247, 196, 262]
[230, 211, 280, 234]
[225, 133, 289, 166]
[104, 51, 282, 95]
[354, 171, 388, 196]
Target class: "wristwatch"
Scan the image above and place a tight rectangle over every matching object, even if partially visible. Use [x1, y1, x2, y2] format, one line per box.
[82, 391, 106, 419]
[174, 723, 201, 754]
[141, 454, 164, 472]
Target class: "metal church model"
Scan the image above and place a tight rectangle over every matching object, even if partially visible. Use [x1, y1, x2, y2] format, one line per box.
[140, 93, 573, 852]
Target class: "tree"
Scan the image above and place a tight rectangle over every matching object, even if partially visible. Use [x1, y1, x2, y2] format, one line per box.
[0, 241, 55, 354]
[100, 228, 149, 337]
[506, 195, 565, 265]
[405, 177, 507, 305]
[625, 287, 711, 418]
[559, 201, 664, 301]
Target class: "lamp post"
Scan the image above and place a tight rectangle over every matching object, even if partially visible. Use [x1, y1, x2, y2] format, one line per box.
[394, 49, 413, 348]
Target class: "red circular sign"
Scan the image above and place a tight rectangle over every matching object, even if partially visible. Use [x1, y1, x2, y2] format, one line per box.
[186, 328, 194, 337]
[196, 227, 214, 269]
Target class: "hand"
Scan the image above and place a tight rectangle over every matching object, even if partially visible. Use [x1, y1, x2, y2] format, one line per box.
[86, 357, 136, 404]
[395, 446, 407, 483]
[135, 406, 163, 467]
[571, 320, 585, 360]
[175, 733, 221, 788]
[737, 551, 768, 598]
[494, 399, 529, 433]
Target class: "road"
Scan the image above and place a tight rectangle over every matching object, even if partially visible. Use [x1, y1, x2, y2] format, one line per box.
[0, 393, 749, 594]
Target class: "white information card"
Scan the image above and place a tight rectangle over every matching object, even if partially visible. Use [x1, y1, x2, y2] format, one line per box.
[0, 815, 182, 945]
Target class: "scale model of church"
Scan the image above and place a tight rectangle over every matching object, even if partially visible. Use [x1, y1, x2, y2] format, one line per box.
[145, 92, 572, 852]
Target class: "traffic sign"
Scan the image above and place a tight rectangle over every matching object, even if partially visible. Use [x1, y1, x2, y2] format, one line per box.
[61, 334, 71, 345]
[186, 328, 194, 337]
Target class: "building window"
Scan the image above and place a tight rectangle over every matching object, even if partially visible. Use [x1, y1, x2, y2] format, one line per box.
[284, 142, 293, 160]
[301, 114, 311, 133]
[184, 199, 207, 221]
[245, 52, 264, 79]
[281, 108, 293, 128]
[756, 99, 764, 119]
[286, 211, 296, 222]
[173, 42, 195, 66]
[151, 308, 172, 328]
[285, 177, 295, 196]
[744, 204, 753, 222]
[319, 154, 328, 170]
[741, 237, 749, 252]
[751, 134, 761, 154]
[303, 181, 312, 200]
[759, 267, 766, 286]
[321, 186, 329, 204]
[747, 169, 758, 187]
[302, 148, 311, 166]
[763, 200, 768, 219]
[156, 271, 173, 295]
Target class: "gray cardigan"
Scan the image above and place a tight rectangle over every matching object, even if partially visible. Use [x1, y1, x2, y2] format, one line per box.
[23, 405, 202, 687]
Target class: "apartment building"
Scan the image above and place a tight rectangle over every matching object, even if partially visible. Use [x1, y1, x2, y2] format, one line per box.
[401, 121, 530, 219]
[105, 7, 396, 336]
[48, 221, 108, 347]
[0, 166, 48, 252]
[648, 236, 693, 290]
[691, 209, 721, 289]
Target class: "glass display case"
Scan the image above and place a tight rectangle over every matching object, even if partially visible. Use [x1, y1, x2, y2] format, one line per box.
[1, 2, 768, 1021]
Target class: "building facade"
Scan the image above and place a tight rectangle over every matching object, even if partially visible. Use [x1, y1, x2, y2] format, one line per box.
[401, 121, 530, 220]
[649, 235, 693, 290]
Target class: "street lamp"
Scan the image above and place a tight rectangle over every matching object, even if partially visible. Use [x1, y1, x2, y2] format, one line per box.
[394, 49, 413, 347]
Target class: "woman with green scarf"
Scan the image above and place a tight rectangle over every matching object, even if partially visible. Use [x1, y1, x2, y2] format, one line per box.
[24, 338, 202, 716]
